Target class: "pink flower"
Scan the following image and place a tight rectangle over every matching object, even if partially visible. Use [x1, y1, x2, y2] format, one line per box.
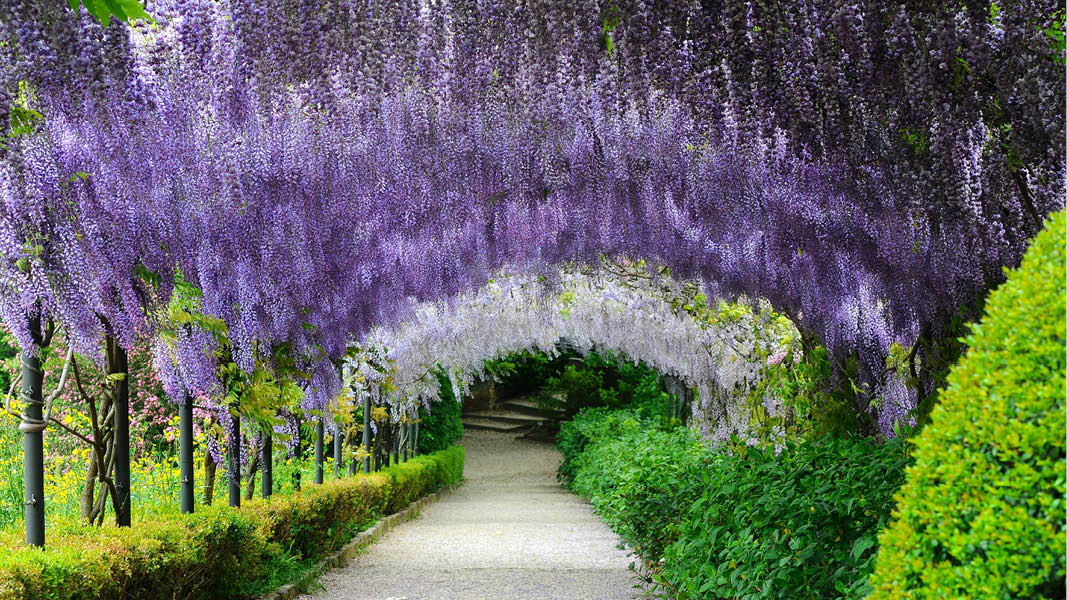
[767, 348, 788, 366]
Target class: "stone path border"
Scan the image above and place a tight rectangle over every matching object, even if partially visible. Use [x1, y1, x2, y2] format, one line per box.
[259, 485, 460, 600]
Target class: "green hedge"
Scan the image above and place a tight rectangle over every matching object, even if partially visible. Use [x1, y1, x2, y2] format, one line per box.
[560, 408, 709, 558]
[417, 370, 464, 454]
[0, 445, 464, 600]
[560, 408, 910, 598]
[868, 211, 1066, 599]
[658, 437, 910, 599]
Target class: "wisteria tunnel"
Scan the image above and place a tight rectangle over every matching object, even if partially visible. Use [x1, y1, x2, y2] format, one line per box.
[0, 1, 1062, 599]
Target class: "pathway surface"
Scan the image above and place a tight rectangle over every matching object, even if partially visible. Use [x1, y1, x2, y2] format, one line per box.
[302, 429, 637, 600]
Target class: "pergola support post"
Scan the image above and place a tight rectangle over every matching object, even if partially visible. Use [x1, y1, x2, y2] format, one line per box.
[228, 411, 241, 507]
[333, 429, 343, 478]
[261, 433, 272, 497]
[108, 339, 131, 527]
[362, 393, 371, 474]
[179, 396, 194, 513]
[314, 420, 324, 484]
[20, 317, 45, 547]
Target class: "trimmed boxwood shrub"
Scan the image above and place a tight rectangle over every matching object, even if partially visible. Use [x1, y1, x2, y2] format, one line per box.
[0, 445, 464, 600]
[867, 211, 1066, 599]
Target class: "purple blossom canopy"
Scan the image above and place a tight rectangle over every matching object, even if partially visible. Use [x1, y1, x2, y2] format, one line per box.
[0, 1, 1062, 427]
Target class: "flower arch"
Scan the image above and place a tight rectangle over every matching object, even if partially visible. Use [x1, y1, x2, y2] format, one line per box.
[344, 264, 795, 444]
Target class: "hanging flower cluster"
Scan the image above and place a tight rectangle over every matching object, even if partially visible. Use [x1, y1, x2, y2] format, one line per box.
[0, 2, 1060, 434]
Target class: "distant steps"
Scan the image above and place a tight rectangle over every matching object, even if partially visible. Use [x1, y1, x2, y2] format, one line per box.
[461, 397, 564, 434]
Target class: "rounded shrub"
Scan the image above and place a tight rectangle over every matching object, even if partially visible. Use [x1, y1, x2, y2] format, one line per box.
[867, 210, 1066, 599]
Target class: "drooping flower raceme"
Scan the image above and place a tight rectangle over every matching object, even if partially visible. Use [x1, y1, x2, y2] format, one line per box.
[0, 1, 1061, 437]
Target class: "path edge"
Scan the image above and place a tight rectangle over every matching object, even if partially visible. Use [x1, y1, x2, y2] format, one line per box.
[259, 483, 461, 600]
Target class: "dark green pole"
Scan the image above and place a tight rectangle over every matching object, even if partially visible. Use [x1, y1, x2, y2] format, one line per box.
[261, 433, 272, 497]
[362, 393, 371, 474]
[347, 431, 358, 475]
[20, 316, 45, 547]
[291, 415, 301, 491]
[387, 421, 394, 467]
[228, 411, 240, 507]
[333, 428, 343, 478]
[314, 420, 324, 484]
[179, 396, 194, 514]
[413, 420, 419, 457]
[108, 339, 131, 527]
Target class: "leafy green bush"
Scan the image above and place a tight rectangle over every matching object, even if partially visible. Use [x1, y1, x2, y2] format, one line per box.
[630, 373, 671, 421]
[485, 349, 553, 395]
[0, 446, 464, 600]
[867, 210, 1066, 599]
[526, 350, 672, 422]
[565, 411, 709, 558]
[560, 408, 909, 598]
[417, 370, 464, 454]
[538, 363, 606, 416]
[657, 437, 911, 599]
[557, 407, 642, 486]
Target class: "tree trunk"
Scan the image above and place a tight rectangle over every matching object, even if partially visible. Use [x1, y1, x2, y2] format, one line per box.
[243, 448, 259, 500]
[203, 451, 216, 506]
[79, 448, 98, 520]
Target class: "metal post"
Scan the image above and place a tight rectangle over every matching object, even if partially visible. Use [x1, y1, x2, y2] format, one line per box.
[261, 433, 272, 497]
[20, 318, 45, 547]
[682, 384, 691, 422]
[314, 419, 324, 484]
[388, 418, 396, 465]
[362, 393, 371, 474]
[391, 420, 397, 465]
[348, 431, 357, 475]
[108, 339, 131, 527]
[179, 396, 194, 514]
[413, 421, 419, 457]
[333, 428, 343, 478]
[291, 415, 301, 491]
[228, 411, 240, 507]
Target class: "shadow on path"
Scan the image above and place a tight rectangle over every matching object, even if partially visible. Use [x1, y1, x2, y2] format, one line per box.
[302, 429, 636, 600]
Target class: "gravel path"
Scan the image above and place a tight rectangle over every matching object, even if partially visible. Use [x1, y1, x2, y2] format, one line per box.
[302, 429, 637, 600]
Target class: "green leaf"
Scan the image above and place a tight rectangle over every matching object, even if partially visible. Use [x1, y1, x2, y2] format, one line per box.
[80, 0, 113, 26]
[73, 0, 153, 25]
[9, 105, 44, 137]
[850, 536, 876, 562]
[108, 0, 153, 22]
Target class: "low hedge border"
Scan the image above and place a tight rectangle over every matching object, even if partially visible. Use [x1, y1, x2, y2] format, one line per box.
[0, 445, 465, 600]
[259, 484, 458, 600]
